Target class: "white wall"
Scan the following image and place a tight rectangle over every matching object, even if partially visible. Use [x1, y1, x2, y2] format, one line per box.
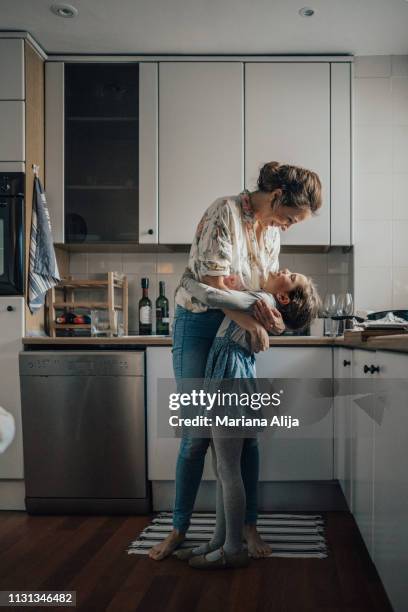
[70, 248, 352, 333]
[354, 55, 408, 311]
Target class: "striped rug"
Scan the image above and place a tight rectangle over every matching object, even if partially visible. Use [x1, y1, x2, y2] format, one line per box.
[127, 512, 328, 559]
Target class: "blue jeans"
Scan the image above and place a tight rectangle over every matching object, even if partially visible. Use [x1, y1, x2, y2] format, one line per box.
[172, 305, 259, 532]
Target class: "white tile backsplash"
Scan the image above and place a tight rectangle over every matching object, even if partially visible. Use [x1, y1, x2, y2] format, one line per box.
[122, 253, 157, 275]
[392, 56, 408, 77]
[87, 252, 123, 273]
[392, 221, 408, 267]
[392, 268, 408, 308]
[355, 125, 392, 174]
[69, 249, 352, 329]
[392, 77, 408, 125]
[355, 220, 392, 267]
[354, 267, 393, 311]
[392, 126, 408, 172]
[355, 173, 391, 220]
[392, 173, 408, 219]
[354, 78, 391, 125]
[354, 56, 408, 310]
[354, 56, 392, 78]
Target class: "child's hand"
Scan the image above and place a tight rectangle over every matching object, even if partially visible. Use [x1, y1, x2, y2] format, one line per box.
[224, 274, 244, 290]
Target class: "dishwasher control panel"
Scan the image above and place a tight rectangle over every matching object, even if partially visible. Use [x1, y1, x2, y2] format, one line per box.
[19, 351, 145, 377]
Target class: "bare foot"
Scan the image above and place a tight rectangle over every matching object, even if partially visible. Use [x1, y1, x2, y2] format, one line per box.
[148, 529, 185, 561]
[243, 524, 272, 559]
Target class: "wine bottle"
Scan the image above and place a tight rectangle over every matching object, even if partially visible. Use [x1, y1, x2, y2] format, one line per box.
[139, 278, 152, 335]
[156, 281, 170, 335]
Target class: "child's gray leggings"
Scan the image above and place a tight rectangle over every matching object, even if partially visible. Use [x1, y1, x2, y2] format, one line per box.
[210, 434, 248, 555]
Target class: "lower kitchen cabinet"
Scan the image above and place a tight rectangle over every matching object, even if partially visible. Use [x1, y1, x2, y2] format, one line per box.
[333, 347, 353, 508]
[255, 347, 333, 480]
[372, 350, 408, 612]
[351, 348, 378, 555]
[147, 346, 334, 482]
[146, 347, 214, 480]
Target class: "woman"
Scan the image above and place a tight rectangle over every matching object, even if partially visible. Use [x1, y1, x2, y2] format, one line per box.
[149, 161, 322, 561]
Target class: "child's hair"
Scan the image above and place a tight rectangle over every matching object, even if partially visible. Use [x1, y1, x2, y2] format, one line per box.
[276, 277, 321, 332]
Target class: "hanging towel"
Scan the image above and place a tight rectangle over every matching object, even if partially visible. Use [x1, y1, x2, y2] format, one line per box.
[28, 176, 61, 313]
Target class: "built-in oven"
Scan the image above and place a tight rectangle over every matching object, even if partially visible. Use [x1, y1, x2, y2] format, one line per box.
[0, 173, 24, 295]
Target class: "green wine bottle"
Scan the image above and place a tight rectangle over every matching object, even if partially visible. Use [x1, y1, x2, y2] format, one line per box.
[156, 281, 170, 335]
[139, 278, 152, 335]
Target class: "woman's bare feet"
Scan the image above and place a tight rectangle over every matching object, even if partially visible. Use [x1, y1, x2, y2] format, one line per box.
[148, 529, 185, 561]
[243, 524, 272, 558]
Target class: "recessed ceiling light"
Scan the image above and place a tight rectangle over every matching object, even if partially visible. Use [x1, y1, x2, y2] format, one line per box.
[299, 7, 315, 17]
[51, 4, 78, 18]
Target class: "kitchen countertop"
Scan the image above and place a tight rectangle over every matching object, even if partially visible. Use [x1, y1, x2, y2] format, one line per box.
[21, 334, 408, 352]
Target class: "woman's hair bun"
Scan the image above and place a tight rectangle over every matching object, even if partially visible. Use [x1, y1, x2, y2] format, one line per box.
[257, 161, 281, 192]
[256, 161, 322, 214]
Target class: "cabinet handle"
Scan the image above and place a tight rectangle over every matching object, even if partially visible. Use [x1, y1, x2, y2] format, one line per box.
[343, 359, 351, 367]
[6, 305, 14, 312]
[363, 364, 380, 374]
[147, 229, 154, 235]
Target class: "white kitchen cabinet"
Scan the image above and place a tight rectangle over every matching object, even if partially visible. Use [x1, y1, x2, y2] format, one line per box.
[0, 297, 25, 481]
[333, 347, 353, 508]
[245, 63, 331, 245]
[0, 101, 25, 161]
[0, 39, 24, 100]
[158, 62, 244, 244]
[351, 349, 378, 555]
[45, 61, 159, 245]
[255, 347, 333, 480]
[330, 63, 352, 246]
[138, 63, 158, 244]
[146, 347, 214, 480]
[372, 350, 408, 612]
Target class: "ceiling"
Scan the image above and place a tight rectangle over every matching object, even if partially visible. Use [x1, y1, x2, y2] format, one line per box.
[0, 0, 408, 56]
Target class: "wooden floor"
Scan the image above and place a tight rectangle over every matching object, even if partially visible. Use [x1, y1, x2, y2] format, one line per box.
[0, 511, 392, 612]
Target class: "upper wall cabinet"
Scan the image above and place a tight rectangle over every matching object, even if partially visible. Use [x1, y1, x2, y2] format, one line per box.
[45, 62, 157, 244]
[246, 63, 331, 246]
[45, 59, 351, 247]
[0, 39, 24, 100]
[0, 39, 25, 162]
[157, 62, 244, 244]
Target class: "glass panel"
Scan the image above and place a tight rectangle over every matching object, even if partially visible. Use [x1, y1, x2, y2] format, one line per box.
[65, 64, 139, 243]
[0, 219, 4, 275]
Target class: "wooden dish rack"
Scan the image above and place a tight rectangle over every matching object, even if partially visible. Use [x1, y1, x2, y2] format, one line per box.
[46, 272, 128, 338]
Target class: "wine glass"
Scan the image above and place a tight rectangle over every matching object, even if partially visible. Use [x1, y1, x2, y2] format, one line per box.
[322, 293, 337, 317]
[336, 293, 354, 316]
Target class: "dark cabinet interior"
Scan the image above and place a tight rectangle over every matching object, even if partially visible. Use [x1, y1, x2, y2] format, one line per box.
[65, 63, 139, 243]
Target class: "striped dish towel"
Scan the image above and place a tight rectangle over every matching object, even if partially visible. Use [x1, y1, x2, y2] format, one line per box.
[28, 176, 61, 313]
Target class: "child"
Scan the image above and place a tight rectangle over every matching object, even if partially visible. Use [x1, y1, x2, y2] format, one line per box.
[174, 269, 320, 568]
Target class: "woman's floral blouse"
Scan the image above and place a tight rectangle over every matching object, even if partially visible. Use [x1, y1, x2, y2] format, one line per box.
[175, 190, 280, 312]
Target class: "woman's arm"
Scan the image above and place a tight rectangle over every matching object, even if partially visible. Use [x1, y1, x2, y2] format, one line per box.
[181, 270, 271, 311]
[201, 275, 270, 352]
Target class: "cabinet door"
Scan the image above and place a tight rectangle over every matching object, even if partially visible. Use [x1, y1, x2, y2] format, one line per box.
[333, 347, 353, 508]
[0, 297, 25, 480]
[146, 347, 214, 480]
[0, 101, 25, 161]
[351, 349, 377, 555]
[245, 63, 330, 245]
[0, 39, 24, 100]
[255, 347, 333, 481]
[158, 62, 244, 244]
[45, 62, 65, 243]
[372, 351, 408, 612]
[139, 63, 158, 244]
[64, 63, 139, 243]
[330, 63, 351, 246]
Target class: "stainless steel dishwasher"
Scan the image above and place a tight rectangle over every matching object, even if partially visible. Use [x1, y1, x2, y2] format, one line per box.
[19, 351, 149, 514]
